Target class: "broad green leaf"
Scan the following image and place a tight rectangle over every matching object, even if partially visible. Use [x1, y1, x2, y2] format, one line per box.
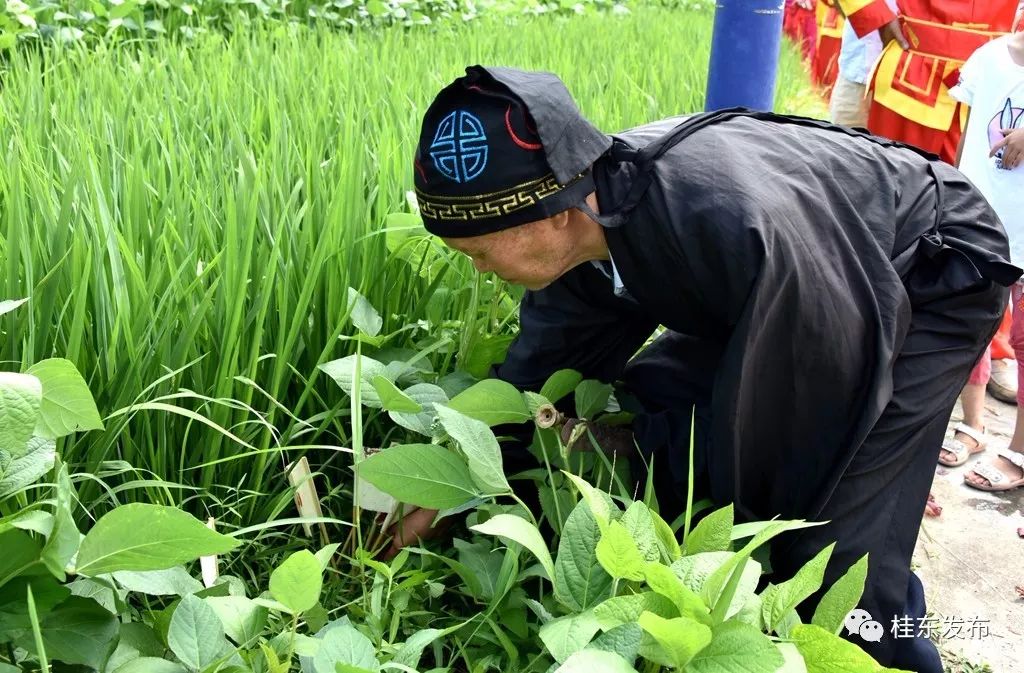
[763, 544, 835, 633]
[685, 504, 734, 554]
[371, 376, 422, 413]
[0, 575, 70, 636]
[356, 443, 479, 510]
[539, 611, 602, 663]
[392, 627, 449, 667]
[436, 405, 510, 494]
[313, 623, 379, 673]
[454, 538, 501, 599]
[587, 622, 642, 663]
[574, 380, 612, 418]
[636, 612, 711, 669]
[389, 383, 448, 436]
[596, 520, 645, 582]
[642, 562, 710, 624]
[26, 359, 103, 439]
[105, 621, 166, 671]
[0, 372, 42, 457]
[207, 596, 269, 645]
[0, 436, 56, 498]
[346, 287, 382, 337]
[592, 592, 677, 630]
[114, 567, 203, 596]
[10, 509, 55, 536]
[791, 624, 894, 673]
[813, 554, 869, 635]
[650, 509, 681, 562]
[40, 462, 79, 579]
[470, 514, 554, 580]
[319, 355, 390, 409]
[76, 503, 241, 576]
[562, 472, 611, 530]
[16, 595, 118, 669]
[555, 648, 638, 672]
[270, 550, 323, 613]
[168, 595, 229, 670]
[540, 369, 583, 404]
[447, 379, 531, 426]
[672, 551, 733, 595]
[315, 543, 341, 571]
[620, 502, 659, 562]
[0, 528, 41, 585]
[777, 642, 810, 673]
[554, 501, 613, 612]
[701, 520, 823, 622]
[0, 297, 28, 317]
[687, 621, 784, 673]
[113, 658, 188, 673]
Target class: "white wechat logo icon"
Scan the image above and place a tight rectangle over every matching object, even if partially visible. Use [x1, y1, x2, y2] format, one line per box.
[844, 609, 884, 642]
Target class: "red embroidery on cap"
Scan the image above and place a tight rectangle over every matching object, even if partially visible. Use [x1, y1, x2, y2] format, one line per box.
[505, 106, 542, 150]
[414, 158, 428, 182]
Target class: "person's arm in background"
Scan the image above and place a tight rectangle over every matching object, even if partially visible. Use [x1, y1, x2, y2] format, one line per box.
[836, 0, 908, 48]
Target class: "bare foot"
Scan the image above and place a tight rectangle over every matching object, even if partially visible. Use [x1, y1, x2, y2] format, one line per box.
[964, 452, 1024, 490]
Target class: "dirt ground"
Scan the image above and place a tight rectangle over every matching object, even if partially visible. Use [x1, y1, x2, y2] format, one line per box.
[914, 393, 1024, 673]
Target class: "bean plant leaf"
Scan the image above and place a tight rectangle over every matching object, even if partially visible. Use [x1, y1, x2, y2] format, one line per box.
[539, 611, 602, 663]
[17, 595, 118, 670]
[389, 383, 448, 436]
[0, 436, 56, 499]
[555, 649, 638, 673]
[0, 298, 28, 317]
[355, 443, 479, 510]
[637, 612, 712, 669]
[26, 358, 104, 439]
[313, 623, 379, 673]
[620, 501, 659, 562]
[588, 623, 642, 663]
[447, 379, 531, 426]
[319, 355, 391, 409]
[642, 562, 711, 624]
[687, 621, 784, 673]
[370, 376, 421, 413]
[791, 624, 904, 673]
[554, 500, 613, 612]
[763, 543, 835, 633]
[596, 520, 645, 582]
[346, 287, 382, 337]
[540, 369, 583, 404]
[592, 592, 677, 630]
[75, 503, 241, 576]
[574, 380, 612, 419]
[0, 372, 42, 457]
[812, 554, 869, 635]
[471, 514, 554, 580]
[684, 504, 734, 555]
[168, 595, 229, 671]
[436, 405, 510, 494]
[269, 550, 323, 614]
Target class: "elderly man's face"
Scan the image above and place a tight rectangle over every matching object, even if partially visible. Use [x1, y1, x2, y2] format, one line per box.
[442, 214, 574, 291]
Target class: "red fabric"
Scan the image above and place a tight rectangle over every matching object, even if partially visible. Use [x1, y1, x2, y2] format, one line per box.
[843, 0, 898, 37]
[991, 304, 1015, 360]
[784, 0, 818, 63]
[867, 101, 961, 164]
[813, 34, 843, 95]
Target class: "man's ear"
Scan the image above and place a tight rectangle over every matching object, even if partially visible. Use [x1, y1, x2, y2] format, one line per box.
[550, 208, 572, 230]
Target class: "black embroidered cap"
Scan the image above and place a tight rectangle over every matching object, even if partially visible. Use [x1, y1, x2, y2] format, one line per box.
[413, 65, 612, 238]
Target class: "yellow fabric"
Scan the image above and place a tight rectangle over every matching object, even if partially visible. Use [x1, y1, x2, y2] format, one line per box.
[870, 43, 960, 131]
[817, 1, 845, 39]
[836, 0, 877, 16]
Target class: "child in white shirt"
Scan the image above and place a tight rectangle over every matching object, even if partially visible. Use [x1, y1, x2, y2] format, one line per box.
[941, 9, 1024, 492]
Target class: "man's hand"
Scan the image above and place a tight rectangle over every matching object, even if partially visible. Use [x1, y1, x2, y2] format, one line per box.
[795, 0, 814, 10]
[380, 506, 451, 560]
[879, 18, 910, 50]
[991, 128, 1024, 169]
[560, 418, 635, 456]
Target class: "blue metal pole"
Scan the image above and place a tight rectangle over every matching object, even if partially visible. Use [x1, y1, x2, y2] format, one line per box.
[705, 0, 786, 112]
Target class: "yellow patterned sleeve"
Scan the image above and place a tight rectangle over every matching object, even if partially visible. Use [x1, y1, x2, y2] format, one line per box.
[836, 0, 897, 36]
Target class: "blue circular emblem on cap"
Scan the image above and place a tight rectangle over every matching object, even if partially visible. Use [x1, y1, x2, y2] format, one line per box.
[429, 110, 488, 183]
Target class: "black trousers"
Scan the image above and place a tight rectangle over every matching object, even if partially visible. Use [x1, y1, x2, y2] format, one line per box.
[616, 278, 1006, 671]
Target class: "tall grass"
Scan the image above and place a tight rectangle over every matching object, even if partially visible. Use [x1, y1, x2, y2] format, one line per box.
[0, 6, 823, 529]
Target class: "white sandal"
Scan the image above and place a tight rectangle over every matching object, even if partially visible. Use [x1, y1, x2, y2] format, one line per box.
[964, 449, 1024, 492]
[939, 422, 989, 467]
